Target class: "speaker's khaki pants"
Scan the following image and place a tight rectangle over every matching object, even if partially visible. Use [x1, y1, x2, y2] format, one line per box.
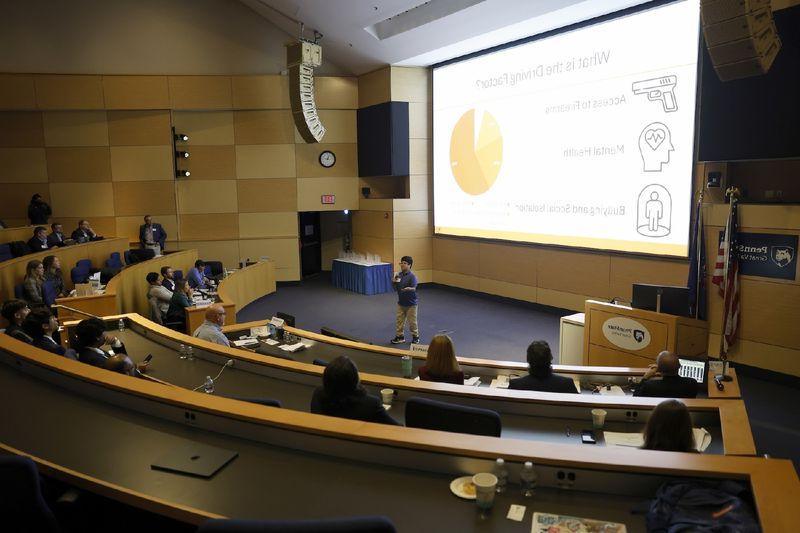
[395, 304, 419, 337]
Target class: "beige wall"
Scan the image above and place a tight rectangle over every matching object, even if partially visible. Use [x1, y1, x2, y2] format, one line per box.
[0, 74, 359, 281]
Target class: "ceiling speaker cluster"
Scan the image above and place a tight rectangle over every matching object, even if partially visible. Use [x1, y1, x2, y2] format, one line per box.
[701, 0, 781, 82]
[287, 41, 326, 143]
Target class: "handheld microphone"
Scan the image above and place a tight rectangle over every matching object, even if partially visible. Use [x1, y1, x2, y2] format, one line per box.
[713, 375, 725, 391]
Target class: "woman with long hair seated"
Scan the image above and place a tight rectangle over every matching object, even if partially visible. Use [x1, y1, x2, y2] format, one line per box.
[418, 334, 464, 385]
[508, 340, 578, 393]
[642, 399, 696, 453]
[310, 356, 400, 426]
[165, 279, 192, 330]
[22, 259, 45, 307]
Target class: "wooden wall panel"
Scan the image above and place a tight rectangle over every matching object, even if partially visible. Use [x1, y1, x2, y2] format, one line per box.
[295, 143, 357, 178]
[234, 110, 295, 144]
[609, 256, 689, 301]
[478, 242, 538, 287]
[358, 68, 391, 108]
[393, 210, 431, 238]
[236, 178, 297, 213]
[34, 75, 104, 110]
[352, 210, 393, 239]
[172, 111, 234, 145]
[390, 67, 429, 103]
[55, 217, 116, 239]
[115, 215, 178, 245]
[409, 138, 429, 175]
[238, 238, 299, 270]
[394, 237, 432, 270]
[537, 248, 611, 298]
[537, 287, 595, 311]
[176, 180, 237, 214]
[432, 238, 480, 276]
[479, 278, 537, 304]
[0, 112, 43, 146]
[432, 270, 480, 291]
[297, 177, 358, 212]
[315, 77, 359, 109]
[0, 75, 37, 109]
[45, 147, 111, 182]
[238, 212, 298, 239]
[737, 280, 800, 348]
[299, 110, 356, 144]
[393, 175, 431, 212]
[183, 145, 235, 179]
[231, 76, 289, 109]
[101, 76, 170, 110]
[351, 235, 394, 265]
[110, 146, 173, 181]
[408, 102, 430, 139]
[177, 239, 240, 268]
[112, 181, 176, 216]
[0, 148, 48, 183]
[49, 182, 114, 217]
[42, 111, 108, 147]
[0, 184, 50, 219]
[169, 76, 232, 110]
[107, 110, 171, 146]
[235, 144, 295, 178]
[179, 213, 239, 241]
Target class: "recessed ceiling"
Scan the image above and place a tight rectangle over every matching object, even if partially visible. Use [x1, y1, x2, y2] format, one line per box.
[240, 0, 650, 75]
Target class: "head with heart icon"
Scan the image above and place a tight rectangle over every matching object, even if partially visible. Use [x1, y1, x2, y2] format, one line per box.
[638, 122, 674, 172]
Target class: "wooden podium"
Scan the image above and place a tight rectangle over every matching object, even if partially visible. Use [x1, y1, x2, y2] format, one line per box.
[583, 300, 708, 367]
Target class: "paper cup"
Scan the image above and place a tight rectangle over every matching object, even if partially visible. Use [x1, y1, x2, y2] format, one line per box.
[591, 408, 607, 429]
[381, 388, 394, 405]
[472, 473, 498, 510]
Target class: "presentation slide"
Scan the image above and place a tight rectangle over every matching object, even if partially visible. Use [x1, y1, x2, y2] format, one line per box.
[433, 0, 700, 257]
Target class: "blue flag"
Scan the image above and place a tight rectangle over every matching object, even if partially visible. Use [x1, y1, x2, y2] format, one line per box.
[687, 197, 707, 320]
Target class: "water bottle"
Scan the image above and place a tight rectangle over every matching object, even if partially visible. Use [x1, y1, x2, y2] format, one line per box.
[186, 345, 194, 361]
[520, 461, 537, 497]
[401, 355, 412, 378]
[203, 376, 214, 394]
[179, 344, 187, 360]
[118, 318, 125, 332]
[493, 458, 508, 494]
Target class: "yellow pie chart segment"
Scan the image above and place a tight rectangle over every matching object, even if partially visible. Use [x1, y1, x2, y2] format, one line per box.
[449, 109, 503, 195]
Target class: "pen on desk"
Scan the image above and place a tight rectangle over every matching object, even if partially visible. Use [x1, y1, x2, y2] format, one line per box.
[566, 426, 571, 438]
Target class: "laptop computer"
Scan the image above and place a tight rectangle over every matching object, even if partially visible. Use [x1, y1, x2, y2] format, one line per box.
[678, 356, 708, 384]
[151, 442, 238, 478]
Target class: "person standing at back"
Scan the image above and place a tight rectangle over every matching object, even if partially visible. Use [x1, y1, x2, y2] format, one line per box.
[634, 351, 698, 399]
[391, 255, 419, 345]
[27, 194, 51, 225]
[509, 340, 579, 394]
[139, 215, 167, 255]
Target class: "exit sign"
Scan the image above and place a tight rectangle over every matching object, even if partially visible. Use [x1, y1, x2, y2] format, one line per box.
[321, 194, 335, 204]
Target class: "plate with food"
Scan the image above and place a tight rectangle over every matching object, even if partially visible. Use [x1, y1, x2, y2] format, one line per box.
[450, 475, 476, 500]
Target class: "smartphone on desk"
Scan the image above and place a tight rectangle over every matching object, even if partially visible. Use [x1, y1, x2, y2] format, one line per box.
[143, 354, 153, 364]
[581, 430, 596, 444]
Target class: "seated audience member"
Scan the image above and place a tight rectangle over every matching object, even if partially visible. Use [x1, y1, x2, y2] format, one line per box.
[509, 340, 579, 393]
[418, 334, 464, 385]
[641, 399, 695, 453]
[193, 305, 230, 347]
[2, 299, 32, 343]
[27, 226, 49, 252]
[22, 260, 45, 307]
[146, 272, 172, 321]
[47, 223, 73, 247]
[71, 219, 102, 244]
[139, 215, 167, 255]
[634, 351, 698, 399]
[165, 279, 192, 328]
[27, 193, 51, 225]
[0, 219, 6, 228]
[311, 356, 400, 426]
[22, 309, 64, 355]
[42, 255, 66, 298]
[73, 318, 145, 376]
[160, 266, 176, 292]
[187, 260, 211, 290]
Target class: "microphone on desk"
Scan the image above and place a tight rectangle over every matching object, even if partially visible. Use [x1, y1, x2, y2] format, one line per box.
[192, 359, 234, 394]
[51, 304, 101, 319]
[713, 375, 725, 391]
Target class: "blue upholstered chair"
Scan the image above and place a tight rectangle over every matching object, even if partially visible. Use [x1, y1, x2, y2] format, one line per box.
[105, 252, 123, 269]
[198, 516, 396, 533]
[42, 280, 58, 306]
[173, 269, 183, 280]
[75, 259, 91, 271]
[0, 456, 59, 532]
[124, 250, 133, 265]
[70, 266, 88, 284]
[405, 397, 502, 437]
[223, 396, 282, 408]
[0, 243, 13, 262]
[14, 283, 24, 299]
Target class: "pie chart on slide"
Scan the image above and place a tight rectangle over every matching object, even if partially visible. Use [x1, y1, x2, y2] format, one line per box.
[449, 109, 503, 195]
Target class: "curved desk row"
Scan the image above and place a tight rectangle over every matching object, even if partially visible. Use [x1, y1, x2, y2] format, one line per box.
[0, 327, 796, 531]
[0, 224, 37, 245]
[223, 320, 741, 400]
[65, 315, 755, 456]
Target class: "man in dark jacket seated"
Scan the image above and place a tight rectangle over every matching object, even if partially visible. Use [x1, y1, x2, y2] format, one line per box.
[311, 356, 400, 425]
[509, 340, 579, 394]
[22, 308, 64, 355]
[73, 318, 147, 376]
[1, 299, 32, 343]
[27, 226, 49, 252]
[634, 351, 698, 398]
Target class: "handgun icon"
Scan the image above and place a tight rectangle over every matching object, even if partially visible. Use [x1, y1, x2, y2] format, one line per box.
[632, 75, 677, 112]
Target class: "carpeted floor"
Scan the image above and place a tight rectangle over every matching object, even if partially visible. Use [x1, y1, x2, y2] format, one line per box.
[238, 273, 800, 472]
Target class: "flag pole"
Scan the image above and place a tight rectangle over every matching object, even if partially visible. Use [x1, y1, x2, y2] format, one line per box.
[718, 186, 740, 378]
[695, 188, 704, 319]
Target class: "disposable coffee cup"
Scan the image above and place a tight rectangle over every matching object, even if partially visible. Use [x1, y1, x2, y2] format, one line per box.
[591, 408, 607, 429]
[381, 388, 394, 405]
[472, 473, 498, 510]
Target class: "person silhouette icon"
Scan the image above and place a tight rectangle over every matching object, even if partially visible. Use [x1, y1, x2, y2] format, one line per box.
[636, 185, 672, 237]
[638, 122, 674, 172]
[645, 192, 663, 232]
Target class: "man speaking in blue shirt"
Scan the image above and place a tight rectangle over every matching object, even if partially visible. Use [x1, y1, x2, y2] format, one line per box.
[391, 255, 419, 345]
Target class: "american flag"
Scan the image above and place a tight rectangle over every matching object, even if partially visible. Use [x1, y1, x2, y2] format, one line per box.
[712, 197, 740, 355]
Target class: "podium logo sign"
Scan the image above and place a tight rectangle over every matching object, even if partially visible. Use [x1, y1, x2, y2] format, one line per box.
[718, 232, 798, 280]
[602, 317, 651, 351]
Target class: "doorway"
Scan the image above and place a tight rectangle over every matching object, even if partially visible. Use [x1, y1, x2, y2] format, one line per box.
[299, 212, 321, 278]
